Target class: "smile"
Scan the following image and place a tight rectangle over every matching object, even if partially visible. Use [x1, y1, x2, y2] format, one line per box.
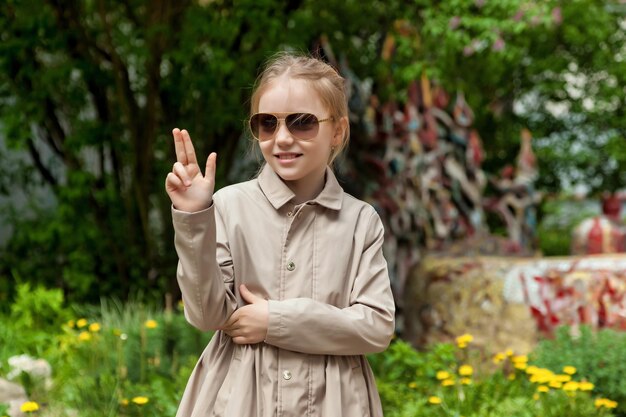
[275, 153, 302, 160]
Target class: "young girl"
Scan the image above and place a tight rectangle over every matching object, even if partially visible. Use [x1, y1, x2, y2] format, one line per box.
[165, 53, 395, 417]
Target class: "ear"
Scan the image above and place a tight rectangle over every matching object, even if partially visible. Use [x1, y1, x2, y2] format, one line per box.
[332, 116, 348, 147]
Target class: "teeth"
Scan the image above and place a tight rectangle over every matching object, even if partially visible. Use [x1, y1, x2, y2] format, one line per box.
[278, 154, 298, 160]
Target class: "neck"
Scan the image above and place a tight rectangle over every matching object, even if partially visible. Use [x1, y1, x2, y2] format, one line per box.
[284, 168, 327, 205]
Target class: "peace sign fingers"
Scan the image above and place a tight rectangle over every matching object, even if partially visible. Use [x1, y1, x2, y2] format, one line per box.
[173, 128, 198, 165]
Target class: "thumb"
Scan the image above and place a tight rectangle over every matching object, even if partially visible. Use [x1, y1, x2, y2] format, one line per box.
[205, 152, 217, 181]
[240, 284, 260, 304]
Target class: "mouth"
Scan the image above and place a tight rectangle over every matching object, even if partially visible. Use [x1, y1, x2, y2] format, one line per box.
[275, 153, 303, 160]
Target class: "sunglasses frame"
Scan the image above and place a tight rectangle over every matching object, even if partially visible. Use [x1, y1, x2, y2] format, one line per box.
[248, 112, 334, 142]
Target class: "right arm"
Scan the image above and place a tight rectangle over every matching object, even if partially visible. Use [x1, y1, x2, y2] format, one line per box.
[172, 200, 237, 332]
[166, 128, 236, 331]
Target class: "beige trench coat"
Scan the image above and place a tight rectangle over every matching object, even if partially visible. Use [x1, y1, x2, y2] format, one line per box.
[172, 164, 395, 417]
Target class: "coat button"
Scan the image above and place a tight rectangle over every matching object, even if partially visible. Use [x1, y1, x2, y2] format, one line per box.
[283, 370, 292, 380]
[286, 261, 296, 271]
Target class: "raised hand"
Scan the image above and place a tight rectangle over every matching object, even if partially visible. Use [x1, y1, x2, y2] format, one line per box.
[221, 284, 269, 344]
[165, 128, 216, 212]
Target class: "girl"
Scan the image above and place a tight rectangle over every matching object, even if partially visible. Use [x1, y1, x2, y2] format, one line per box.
[165, 52, 395, 417]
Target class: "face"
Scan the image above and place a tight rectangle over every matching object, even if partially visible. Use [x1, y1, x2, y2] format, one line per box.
[256, 77, 343, 193]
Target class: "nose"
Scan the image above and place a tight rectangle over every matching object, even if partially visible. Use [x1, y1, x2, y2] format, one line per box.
[274, 120, 294, 146]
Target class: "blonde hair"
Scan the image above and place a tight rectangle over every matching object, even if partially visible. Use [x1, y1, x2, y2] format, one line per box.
[250, 52, 350, 165]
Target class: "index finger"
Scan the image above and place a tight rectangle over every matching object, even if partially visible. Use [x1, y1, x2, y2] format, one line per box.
[181, 129, 198, 165]
[172, 128, 187, 165]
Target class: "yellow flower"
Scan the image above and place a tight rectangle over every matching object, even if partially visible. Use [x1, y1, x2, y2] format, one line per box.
[67, 320, 76, 328]
[579, 381, 594, 391]
[458, 365, 473, 376]
[511, 355, 528, 364]
[505, 349, 514, 356]
[144, 319, 158, 329]
[549, 380, 563, 389]
[408, 381, 417, 389]
[428, 396, 442, 405]
[554, 374, 572, 383]
[562, 366, 577, 375]
[562, 381, 579, 392]
[456, 334, 473, 348]
[537, 385, 549, 393]
[533, 393, 540, 401]
[89, 322, 101, 332]
[525, 365, 540, 375]
[76, 318, 88, 328]
[460, 378, 472, 385]
[436, 371, 450, 380]
[507, 374, 516, 381]
[595, 398, 617, 408]
[20, 402, 40, 413]
[442, 379, 455, 387]
[514, 363, 527, 371]
[120, 399, 129, 406]
[78, 331, 92, 342]
[131, 396, 149, 405]
[493, 353, 506, 364]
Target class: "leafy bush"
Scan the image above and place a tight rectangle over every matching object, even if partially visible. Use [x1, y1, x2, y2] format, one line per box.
[533, 325, 626, 416]
[368, 335, 617, 417]
[0, 292, 212, 417]
[1, 290, 620, 417]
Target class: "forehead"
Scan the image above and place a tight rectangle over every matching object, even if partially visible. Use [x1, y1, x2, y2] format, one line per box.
[258, 77, 326, 114]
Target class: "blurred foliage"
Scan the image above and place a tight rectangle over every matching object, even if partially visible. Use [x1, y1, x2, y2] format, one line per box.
[533, 325, 626, 416]
[0, 0, 624, 302]
[536, 197, 598, 255]
[0, 291, 618, 416]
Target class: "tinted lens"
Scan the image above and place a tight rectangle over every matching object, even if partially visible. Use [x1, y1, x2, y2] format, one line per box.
[250, 113, 278, 141]
[286, 113, 319, 140]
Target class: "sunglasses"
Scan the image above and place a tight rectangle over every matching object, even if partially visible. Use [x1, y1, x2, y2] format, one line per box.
[249, 112, 333, 141]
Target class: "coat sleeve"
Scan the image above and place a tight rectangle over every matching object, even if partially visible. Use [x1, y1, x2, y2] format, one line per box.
[172, 197, 237, 332]
[264, 209, 395, 355]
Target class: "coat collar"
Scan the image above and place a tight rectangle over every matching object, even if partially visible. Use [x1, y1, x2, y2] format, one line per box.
[258, 164, 343, 211]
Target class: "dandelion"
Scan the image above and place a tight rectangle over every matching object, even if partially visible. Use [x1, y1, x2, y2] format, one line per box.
[144, 319, 158, 329]
[554, 374, 572, 383]
[458, 365, 473, 376]
[562, 381, 579, 392]
[493, 353, 506, 364]
[563, 366, 576, 375]
[436, 371, 450, 380]
[505, 349, 514, 357]
[511, 355, 528, 364]
[460, 378, 472, 385]
[595, 398, 618, 409]
[78, 331, 92, 342]
[132, 396, 149, 405]
[89, 323, 101, 332]
[507, 374, 516, 381]
[428, 396, 442, 405]
[442, 379, 455, 387]
[76, 318, 88, 328]
[120, 399, 129, 406]
[456, 334, 473, 348]
[67, 320, 76, 328]
[549, 380, 563, 389]
[579, 381, 594, 391]
[20, 402, 40, 413]
[408, 382, 417, 389]
[537, 386, 549, 393]
[514, 363, 527, 371]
